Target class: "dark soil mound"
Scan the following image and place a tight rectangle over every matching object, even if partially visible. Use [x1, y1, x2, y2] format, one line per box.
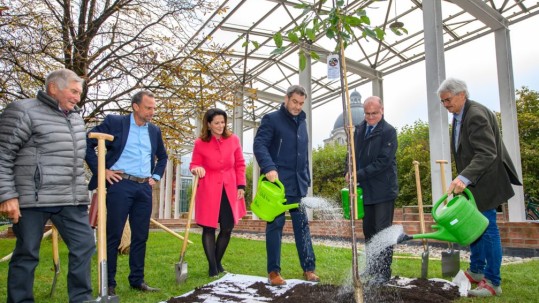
[167, 277, 460, 303]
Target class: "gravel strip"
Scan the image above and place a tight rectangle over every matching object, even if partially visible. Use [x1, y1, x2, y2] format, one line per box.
[230, 232, 537, 265]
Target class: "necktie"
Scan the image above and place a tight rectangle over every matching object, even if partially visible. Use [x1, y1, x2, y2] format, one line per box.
[365, 125, 373, 138]
[453, 114, 460, 150]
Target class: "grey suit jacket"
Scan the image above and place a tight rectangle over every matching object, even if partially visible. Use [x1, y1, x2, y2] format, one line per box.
[452, 100, 521, 212]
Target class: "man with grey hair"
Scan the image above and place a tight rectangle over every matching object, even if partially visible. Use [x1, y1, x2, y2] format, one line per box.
[254, 84, 319, 286]
[0, 68, 95, 302]
[437, 77, 521, 297]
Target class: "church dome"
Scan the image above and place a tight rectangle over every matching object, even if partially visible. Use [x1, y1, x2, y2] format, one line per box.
[332, 90, 365, 130]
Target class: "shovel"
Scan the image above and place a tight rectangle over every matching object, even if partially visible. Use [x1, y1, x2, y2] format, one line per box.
[50, 225, 60, 297]
[85, 132, 118, 303]
[436, 160, 460, 278]
[413, 161, 429, 279]
[175, 174, 199, 284]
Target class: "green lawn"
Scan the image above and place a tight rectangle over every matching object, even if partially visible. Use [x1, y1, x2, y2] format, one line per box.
[1, 230, 537, 302]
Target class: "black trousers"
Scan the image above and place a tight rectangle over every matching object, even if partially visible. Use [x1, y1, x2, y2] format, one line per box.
[363, 200, 395, 280]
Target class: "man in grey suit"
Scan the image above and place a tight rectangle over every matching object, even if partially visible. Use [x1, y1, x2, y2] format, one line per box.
[437, 78, 521, 297]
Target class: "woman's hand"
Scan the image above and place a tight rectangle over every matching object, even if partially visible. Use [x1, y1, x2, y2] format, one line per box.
[237, 189, 245, 200]
[191, 167, 206, 178]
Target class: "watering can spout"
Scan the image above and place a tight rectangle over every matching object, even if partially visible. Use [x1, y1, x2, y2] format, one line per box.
[411, 226, 459, 243]
[397, 234, 413, 244]
[280, 203, 299, 212]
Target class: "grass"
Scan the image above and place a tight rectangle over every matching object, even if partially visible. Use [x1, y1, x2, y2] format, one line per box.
[1, 229, 538, 302]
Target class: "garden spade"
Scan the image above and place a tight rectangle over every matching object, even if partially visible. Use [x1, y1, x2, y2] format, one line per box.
[85, 132, 118, 303]
[436, 160, 460, 278]
[50, 225, 60, 297]
[413, 161, 429, 279]
[176, 174, 198, 284]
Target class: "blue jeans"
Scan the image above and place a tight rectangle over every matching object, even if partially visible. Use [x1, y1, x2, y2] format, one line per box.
[266, 197, 316, 273]
[469, 209, 502, 286]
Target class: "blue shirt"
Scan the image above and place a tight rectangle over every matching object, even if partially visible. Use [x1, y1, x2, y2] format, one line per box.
[110, 114, 160, 180]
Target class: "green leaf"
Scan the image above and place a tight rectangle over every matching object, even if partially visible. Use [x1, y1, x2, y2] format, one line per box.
[356, 9, 367, 17]
[343, 23, 352, 36]
[344, 16, 362, 27]
[241, 41, 248, 47]
[293, 3, 310, 9]
[306, 28, 316, 41]
[251, 41, 259, 49]
[310, 51, 320, 61]
[270, 47, 286, 55]
[360, 15, 371, 25]
[337, 0, 345, 7]
[288, 31, 300, 43]
[374, 27, 385, 40]
[326, 28, 335, 39]
[363, 27, 376, 39]
[299, 51, 307, 71]
[274, 32, 283, 48]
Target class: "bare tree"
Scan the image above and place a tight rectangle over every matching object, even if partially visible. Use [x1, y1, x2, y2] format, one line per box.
[0, 0, 238, 150]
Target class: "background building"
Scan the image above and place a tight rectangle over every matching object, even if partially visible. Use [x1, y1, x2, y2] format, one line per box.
[324, 90, 365, 146]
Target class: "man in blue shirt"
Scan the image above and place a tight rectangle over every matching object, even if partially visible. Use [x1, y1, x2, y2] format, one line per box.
[86, 91, 168, 296]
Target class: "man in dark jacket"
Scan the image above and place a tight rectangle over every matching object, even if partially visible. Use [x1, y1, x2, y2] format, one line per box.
[253, 84, 319, 286]
[0, 68, 95, 302]
[347, 96, 399, 284]
[438, 78, 521, 297]
[85, 91, 167, 295]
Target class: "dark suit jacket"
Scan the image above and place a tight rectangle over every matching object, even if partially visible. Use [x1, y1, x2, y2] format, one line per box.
[351, 118, 399, 205]
[452, 100, 521, 211]
[85, 114, 168, 191]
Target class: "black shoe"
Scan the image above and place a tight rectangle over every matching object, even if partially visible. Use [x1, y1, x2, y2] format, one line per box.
[131, 282, 160, 292]
[217, 264, 226, 273]
[108, 286, 116, 296]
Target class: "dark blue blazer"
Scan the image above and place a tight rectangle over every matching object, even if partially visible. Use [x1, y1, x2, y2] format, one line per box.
[85, 114, 168, 191]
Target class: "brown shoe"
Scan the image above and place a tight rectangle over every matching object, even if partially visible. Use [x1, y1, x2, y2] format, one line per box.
[303, 271, 320, 282]
[268, 271, 286, 286]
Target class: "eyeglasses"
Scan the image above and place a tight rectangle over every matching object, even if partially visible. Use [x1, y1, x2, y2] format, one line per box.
[440, 95, 454, 104]
[364, 111, 380, 117]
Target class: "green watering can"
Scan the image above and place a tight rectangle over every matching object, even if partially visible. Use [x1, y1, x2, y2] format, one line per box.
[251, 176, 298, 222]
[399, 188, 488, 246]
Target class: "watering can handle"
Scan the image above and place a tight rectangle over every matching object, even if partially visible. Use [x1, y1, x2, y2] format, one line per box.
[432, 188, 476, 221]
[258, 175, 285, 191]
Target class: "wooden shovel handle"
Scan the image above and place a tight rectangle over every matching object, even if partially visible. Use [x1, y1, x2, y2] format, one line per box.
[90, 132, 114, 295]
[436, 160, 449, 204]
[180, 175, 199, 257]
[413, 161, 427, 249]
[51, 225, 59, 267]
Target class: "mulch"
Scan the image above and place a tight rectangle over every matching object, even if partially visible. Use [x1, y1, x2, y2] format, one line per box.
[166, 277, 460, 303]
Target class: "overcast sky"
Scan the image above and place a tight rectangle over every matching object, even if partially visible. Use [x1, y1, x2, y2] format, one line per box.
[241, 15, 538, 154]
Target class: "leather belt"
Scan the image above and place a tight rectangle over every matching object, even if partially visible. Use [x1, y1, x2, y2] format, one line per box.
[121, 173, 150, 183]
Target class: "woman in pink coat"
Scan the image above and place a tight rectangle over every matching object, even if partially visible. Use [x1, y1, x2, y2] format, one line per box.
[190, 108, 246, 277]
